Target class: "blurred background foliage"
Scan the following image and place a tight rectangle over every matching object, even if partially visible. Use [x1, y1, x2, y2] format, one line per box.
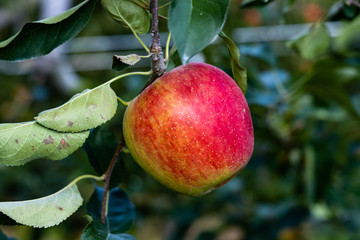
[0, 0, 360, 239]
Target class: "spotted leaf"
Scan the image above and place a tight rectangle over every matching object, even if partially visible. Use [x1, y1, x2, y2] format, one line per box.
[0, 121, 89, 166]
[36, 84, 118, 132]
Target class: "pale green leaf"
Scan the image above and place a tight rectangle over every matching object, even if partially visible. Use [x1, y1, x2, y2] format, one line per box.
[0, 121, 89, 166]
[219, 31, 247, 94]
[0, 181, 83, 228]
[116, 54, 141, 66]
[101, 0, 150, 34]
[36, 84, 118, 132]
[0, 0, 97, 61]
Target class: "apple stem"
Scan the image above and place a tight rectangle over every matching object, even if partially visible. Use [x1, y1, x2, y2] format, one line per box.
[142, 0, 166, 91]
[101, 137, 125, 224]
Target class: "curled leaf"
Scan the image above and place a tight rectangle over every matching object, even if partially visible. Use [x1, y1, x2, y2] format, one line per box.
[219, 31, 247, 94]
[36, 84, 118, 132]
[0, 181, 83, 228]
[0, 0, 98, 61]
[0, 121, 89, 166]
[112, 54, 141, 71]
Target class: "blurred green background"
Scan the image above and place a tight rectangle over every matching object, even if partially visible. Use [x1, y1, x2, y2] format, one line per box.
[0, 0, 360, 239]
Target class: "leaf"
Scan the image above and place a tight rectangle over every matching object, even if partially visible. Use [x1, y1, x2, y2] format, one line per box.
[0, 121, 89, 166]
[287, 23, 331, 60]
[335, 14, 360, 52]
[0, 0, 98, 61]
[0, 180, 83, 228]
[112, 54, 141, 72]
[241, 0, 275, 8]
[219, 31, 247, 94]
[86, 187, 135, 233]
[36, 84, 118, 132]
[83, 127, 125, 189]
[81, 216, 135, 240]
[169, 0, 230, 63]
[101, 0, 150, 34]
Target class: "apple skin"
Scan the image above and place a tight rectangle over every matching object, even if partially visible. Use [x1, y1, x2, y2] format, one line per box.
[123, 63, 254, 196]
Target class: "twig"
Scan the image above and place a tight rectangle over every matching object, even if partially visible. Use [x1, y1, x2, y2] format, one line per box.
[101, 137, 125, 224]
[144, 0, 166, 90]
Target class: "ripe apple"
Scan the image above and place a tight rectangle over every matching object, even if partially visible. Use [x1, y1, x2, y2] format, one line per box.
[123, 63, 254, 196]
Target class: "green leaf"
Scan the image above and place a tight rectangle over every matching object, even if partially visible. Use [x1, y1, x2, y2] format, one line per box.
[86, 187, 135, 233]
[83, 127, 125, 189]
[241, 0, 275, 8]
[101, 0, 150, 34]
[169, 0, 230, 63]
[0, 180, 83, 228]
[0, 121, 89, 166]
[0, 0, 98, 61]
[36, 84, 118, 132]
[287, 23, 330, 60]
[81, 216, 135, 240]
[219, 31, 247, 94]
[112, 54, 141, 72]
[335, 14, 360, 52]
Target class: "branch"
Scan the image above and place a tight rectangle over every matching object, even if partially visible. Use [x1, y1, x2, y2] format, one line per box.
[101, 137, 125, 224]
[147, 0, 166, 88]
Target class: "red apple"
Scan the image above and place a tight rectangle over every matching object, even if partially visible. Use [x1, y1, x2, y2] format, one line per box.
[123, 63, 254, 196]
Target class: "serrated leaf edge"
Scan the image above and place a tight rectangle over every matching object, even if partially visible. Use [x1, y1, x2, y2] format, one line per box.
[0, 174, 102, 228]
[35, 83, 118, 133]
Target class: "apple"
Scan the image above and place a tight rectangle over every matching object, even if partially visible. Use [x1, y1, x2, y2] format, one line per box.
[123, 63, 254, 196]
